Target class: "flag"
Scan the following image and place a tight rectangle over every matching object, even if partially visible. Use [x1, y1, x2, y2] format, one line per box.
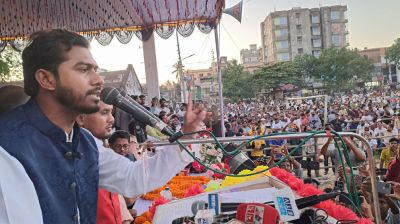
[223, 0, 243, 23]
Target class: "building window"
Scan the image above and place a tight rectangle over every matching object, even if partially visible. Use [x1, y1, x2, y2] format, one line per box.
[296, 25, 302, 35]
[275, 40, 289, 49]
[274, 16, 287, 26]
[298, 48, 304, 55]
[200, 73, 203, 77]
[312, 50, 321, 58]
[311, 14, 320, 23]
[312, 38, 322, 48]
[330, 11, 340, 20]
[311, 26, 321, 35]
[297, 36, 302, 45]
[295, 13, 301, 24]
[274, 29, 288, 37]
[332, 34, 341, 46]
[277, 52, 290, 61]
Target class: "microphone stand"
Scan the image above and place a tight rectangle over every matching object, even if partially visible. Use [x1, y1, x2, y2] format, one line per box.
[129, 118, 147, 144]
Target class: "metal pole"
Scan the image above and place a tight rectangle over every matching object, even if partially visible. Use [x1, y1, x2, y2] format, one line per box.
[214, 24, 225, 137]
[324, 94, 328, 125]
[153, 132, 381, 222]
[176, 32, 186, 103]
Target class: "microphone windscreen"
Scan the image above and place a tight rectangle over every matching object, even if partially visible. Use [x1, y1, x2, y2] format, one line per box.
[100, 87, 120, 105]
[191, 201, 207, 216]
[236, 203, 279, 224]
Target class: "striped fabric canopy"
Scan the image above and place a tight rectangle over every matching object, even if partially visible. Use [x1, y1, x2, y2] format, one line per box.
[0, 0, 225, 51]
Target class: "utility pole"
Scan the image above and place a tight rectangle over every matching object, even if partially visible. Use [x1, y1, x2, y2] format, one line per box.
[176, 32, 186, 103]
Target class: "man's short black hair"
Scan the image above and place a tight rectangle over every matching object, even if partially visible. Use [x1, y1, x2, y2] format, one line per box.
[139, 95, 145, 98]
[22, 29, 89, 97]
[389, 137, 399, 144]
[108, 130, 130, 145]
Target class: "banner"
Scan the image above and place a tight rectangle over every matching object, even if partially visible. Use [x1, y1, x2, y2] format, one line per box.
[223, 0, 243, 23]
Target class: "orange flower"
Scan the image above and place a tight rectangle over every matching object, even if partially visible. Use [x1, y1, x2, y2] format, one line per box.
[142, 176, 210, 201]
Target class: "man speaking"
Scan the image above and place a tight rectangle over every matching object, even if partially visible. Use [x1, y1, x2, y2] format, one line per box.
[0, 29, 207, 223]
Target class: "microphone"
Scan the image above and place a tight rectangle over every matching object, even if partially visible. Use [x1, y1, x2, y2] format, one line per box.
[191, 201, 207, 216]
[218, 191, 340, 212]
[100, 87, 176, 139]
[236, 203, 279, 224]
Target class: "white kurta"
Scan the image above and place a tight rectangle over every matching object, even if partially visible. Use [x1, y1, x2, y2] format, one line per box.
[0, 135, 193, 223]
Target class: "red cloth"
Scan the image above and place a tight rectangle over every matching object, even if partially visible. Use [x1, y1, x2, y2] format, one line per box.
[96, 189, 122, 224]
[386, 158, 400, 183]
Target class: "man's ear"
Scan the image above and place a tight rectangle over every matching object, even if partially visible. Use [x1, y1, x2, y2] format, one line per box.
[76, 115, 85, 127]
[35, 69, 57, 91]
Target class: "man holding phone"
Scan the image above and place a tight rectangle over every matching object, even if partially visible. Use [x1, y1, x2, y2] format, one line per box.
[381, 138, 399, 169]
[321, 124, 366, 175]
[386, 138, 400, 183]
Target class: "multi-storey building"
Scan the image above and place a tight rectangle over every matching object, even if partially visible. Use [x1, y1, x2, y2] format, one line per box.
[186, 61, 219, 102]
[240, 44, 261, 64]
[260, 5, 348, 63]
[240, 44, 264, 73]
[358, 47, 399, 83]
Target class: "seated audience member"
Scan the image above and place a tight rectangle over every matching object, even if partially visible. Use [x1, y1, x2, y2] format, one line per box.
[380, 138, 399, 169]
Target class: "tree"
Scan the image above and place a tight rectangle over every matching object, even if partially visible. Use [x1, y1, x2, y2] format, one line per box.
[311, 47, 374, 92]
[221, 59, 254, 102]
[252, 61, 305, 93]
[386, 38, 400, 68]
[0, 46, 23, 82]
[293, 54, 319, 86]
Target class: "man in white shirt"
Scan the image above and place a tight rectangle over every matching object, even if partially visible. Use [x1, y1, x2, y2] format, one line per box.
[0, 29, 207, 224]
[374, 120, 388, 147]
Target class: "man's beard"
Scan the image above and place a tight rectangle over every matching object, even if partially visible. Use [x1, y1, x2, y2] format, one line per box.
[55, 82, 100, 114]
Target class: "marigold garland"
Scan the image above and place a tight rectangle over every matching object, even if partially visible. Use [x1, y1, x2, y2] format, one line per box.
[142, 176, 210, 201]
[133, 211, 152, 224]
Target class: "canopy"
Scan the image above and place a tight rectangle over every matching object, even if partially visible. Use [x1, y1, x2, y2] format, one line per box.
[0, 0, 225, 51]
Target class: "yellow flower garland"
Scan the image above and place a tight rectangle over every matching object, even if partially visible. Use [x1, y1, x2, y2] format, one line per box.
[205, 165, 271, 191]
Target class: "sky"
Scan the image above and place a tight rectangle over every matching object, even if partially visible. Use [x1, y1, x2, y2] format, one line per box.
[90, 0, 400, 85]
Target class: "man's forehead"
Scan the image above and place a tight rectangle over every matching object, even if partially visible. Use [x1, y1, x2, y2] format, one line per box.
[64, 46, 98, 67]
[99, 102, 113, 110]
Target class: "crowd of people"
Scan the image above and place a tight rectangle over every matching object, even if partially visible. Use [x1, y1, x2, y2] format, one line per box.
[2, 28, 400, 223]
[124, 87, 400, 223]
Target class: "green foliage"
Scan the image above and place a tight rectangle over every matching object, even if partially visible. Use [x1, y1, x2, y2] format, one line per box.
[386, 38, 400, 68]
[253, 61, 306, 93]
[311, 47, 374, 92]
[221, 47, 374, 100]
[221, 59, 255, 102]
[0, 46, 23, 82]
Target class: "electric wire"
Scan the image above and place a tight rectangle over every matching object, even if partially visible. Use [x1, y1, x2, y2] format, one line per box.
[174, 130, 361, 212]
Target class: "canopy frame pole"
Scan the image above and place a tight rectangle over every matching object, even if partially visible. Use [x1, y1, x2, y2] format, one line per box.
[214, 24, 225, 137]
